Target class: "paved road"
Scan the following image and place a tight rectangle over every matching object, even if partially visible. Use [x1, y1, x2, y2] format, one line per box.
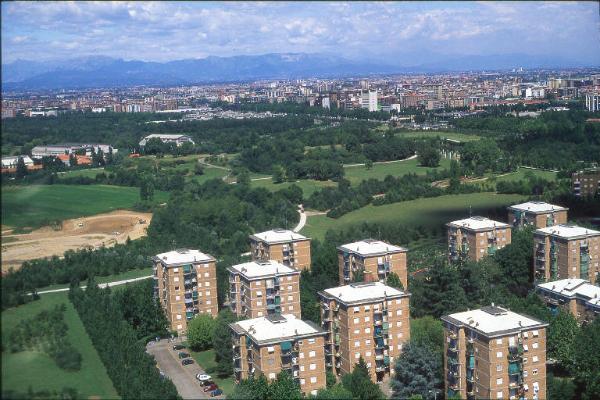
[147, 338, 221, 399]
[35, 275, 153, 295]
[293, 207, 307, 233]
[344, 154, 417, 168]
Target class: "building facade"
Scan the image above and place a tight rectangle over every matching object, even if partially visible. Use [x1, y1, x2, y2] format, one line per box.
[318, 282, 411, 382]
[337, 239, 408, 288]
[442, 306, 548, 400]
[249, 229, 311, 271]
[361, 90, 378, 112]
[572, 168, 600, 198]
[507, 201, 568, 229]
[536, 279, 600, 324]
[139, 134, 195, 147]
[533, 225, 600, 284]
[153, 249, 218, 334]
[230, 314, 327, 396]
[585, 93, 600, 112]
[228, 260, 301, 319]
[447, 217, 511, 262]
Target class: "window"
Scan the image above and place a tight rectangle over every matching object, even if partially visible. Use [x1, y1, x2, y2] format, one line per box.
[267, 358, 274, 366]
[255, 281, 261, 286]
[257, 301, 262, 306]
[205, 291, 211, 296]
[203, 263, 209, 268]
[309, 351, 316, 357]
[364, 305, 371, 311]
[396, 310, 402, 316]
[355, 341, 360, 348]
[396, 321, 402, 327]
[299, 352, 304, 359]
[310, 377, 317, 384]
[300, 365, 305, 372]
[496, 338, 503, 345]
[365, 339, 371, 345]
[367, 362, 372, 368]
[523, 370, 528, 377]
[287, 276, 292, 281]
[288, 306, 294, 311]
[300, 379, 305, 385]
[204, 282, 210, 287]
[177, 324, 182, 330]
[173, 268, 179, 273]
[532, 342, 538, 349]
[175, 286, 179, 291]
[174, 277, 179, 282]
[288, 295, 294, 301]
[497, 391, 503, 399]
[257, 312, 263, 316]
[532, 356, 539, 363]
[366, 351, 372, 357]
[311, 390, 317, 396]
[177, 314, 182, 320]
[532, 369, 538, 375]
[175, 295, 181, 301]
[497, 351, 503, 358]
[365, 328, 371, 334]
[396, 299, 401, 304]
[355, 352, 360, 359]
[204, 272, 209, 277]
[397, 344, 402, 350]
[497, 365, 502, 372]
[309, 363, 316, 370]
[523, 332, 528, 338]
[354, 318, 359, 324]
[523, 344, 529, 351]
[287, 285, 293, 291]
[497, 378, 503, 385]
[364, 316, 370, 322]
[308, 338, 316, 344]
[267, 346, 274, 353]
[354, 329, 360, 334]
[353, 307, 360, 313]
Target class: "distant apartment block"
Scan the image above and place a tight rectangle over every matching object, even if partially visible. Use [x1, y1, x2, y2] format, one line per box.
[572, 168, 600, 198]
[533, 225, 600, 284]
[585, 93, 600, 112]
[228, 260, 301, 319]
[153, 249, 218, 334]
[337, 239, 408, 288]
[442, 306, 548, 400]
[447, 217, 511, 262]
[230, 314, 327, 396]
[360, 90, 378, 112]
[536, 279, 600, 323]
[31, 143, 115, 159]
[318, 282, 410, 382]
[507, 201, 568, 229]
[139, 133, 195, 147]
[250, 229, 311, 271]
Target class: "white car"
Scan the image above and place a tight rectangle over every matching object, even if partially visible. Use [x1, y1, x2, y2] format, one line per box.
[196, 374, 211, 382]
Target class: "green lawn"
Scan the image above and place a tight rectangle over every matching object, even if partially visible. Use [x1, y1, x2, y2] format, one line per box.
[343, 157, 452, 185]
[189, 349, 235, 396]
[59, 167, 106, 178]
[493, 168, 558, 183]
[1, 184, 169, 229]
[252, 178, 337, 198]
[395, 130, 482, 142]
[189, 167, 230, 185]
[302, 192, 526, 240]
[1, 293, 118, 398]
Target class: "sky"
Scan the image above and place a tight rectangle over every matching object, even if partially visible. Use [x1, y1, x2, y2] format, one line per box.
[2, 1, 599, 65]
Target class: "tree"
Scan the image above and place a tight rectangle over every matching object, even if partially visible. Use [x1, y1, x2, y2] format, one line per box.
[272, 165, 286, 183]
[69, 153, 78, 167]
[194, 163, 204, 175]
[341, 357, 384, 400]
[386, 272, 404, 290]
[269, 371, 302, 400]
[493, 227, 534, 296]
[418, 147, 440, 168]
[139, 177, 155, 201]
[571, 318, 600, 400]
[15, 156, 28, 179]
[410, 316, 444, 355]
[548, 374, 576, 400]
[236, 168, 251, 186]
[232, 372, 301, 400]
[212, 309, 237, 377]
[547, 310, 578, 369]
[315, 384, 353, 399]
[392, 343, 442, 400]
[187, 314, 216, 351]
[365, 159, 374, 170]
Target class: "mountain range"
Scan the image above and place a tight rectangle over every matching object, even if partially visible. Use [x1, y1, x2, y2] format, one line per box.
[1, 52, 592, 91]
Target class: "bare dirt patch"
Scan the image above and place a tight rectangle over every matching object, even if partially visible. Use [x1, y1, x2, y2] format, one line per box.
[1, 210, 152, 273]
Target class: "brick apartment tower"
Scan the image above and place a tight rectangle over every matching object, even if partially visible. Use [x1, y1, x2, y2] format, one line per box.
[507, 201, 568, 229]
[337, 239, 408, 288]
[442, 306, 548, 400]
[536, 278, 600, 324]
[572, 168, 600, 197]
[228, 260, 301, 319]
[153, 249, 218, 334]
[447, 217, 511, 262]
[533, 225, 600, 284]
[318, 282, 410, 382]
[250, 229, 311, 271]
[230, 314, 327, 396]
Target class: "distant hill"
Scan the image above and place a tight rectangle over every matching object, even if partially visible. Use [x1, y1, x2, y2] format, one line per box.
[2, 52, 594, 90]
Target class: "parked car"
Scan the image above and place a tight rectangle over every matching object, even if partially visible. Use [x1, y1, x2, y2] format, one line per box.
[210, 389, 223, 397]
[178, 352, 190, 359]
[172, 344, 185, 350]
[181, 359, 194, 366]
[202, 381, 215, 387]
[203, 384, 218, 392]
[196, 373, 211, 382]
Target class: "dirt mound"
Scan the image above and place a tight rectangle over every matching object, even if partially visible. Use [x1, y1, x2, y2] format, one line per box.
[1, 210, 152, 273]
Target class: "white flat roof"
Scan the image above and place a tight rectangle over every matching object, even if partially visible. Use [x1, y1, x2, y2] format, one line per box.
[536, 224, 600, 239]
[509, 201, 567, 214]
[339, 239, 407, 256]
[233, 314, 323, 342]
[537, 279, 600, 301]
[143, 134, 190, 139]
[447, 216, 509, 231]
[154, 249, 214, 265]
[443, 306, 546, 336]
[322, 282, 406, 304]
[250, 229, 308, 244]
[229, 260, 298, 279]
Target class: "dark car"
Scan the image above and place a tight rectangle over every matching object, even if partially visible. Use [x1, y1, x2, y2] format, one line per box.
[172, 344, 185, 350]
[202, 381, 215, 387]
[210, 389, 223, 397]
[203, 384, 218, 392]
[178, 352, 190, 359]
[181, 359, 194, 366]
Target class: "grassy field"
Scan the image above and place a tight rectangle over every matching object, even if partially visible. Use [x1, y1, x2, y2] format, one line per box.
[493, 168, 558, 183]
[1, 184, 169, 229]
[189, 167, 229, 184]
[252, 178, 337, 198]
[59, 167, 106, 178]
[344, 157, 452, 185]
[36, 267, 154, 293]
[189, 349, 235, 396]
[395, 130, 482, 142]
[302, 192, 526, 240]
[1, 293, 118, 398]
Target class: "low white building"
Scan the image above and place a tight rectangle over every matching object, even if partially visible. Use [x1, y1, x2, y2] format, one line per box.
[1, 155, 34, 169]
[139, 134, 195, 147]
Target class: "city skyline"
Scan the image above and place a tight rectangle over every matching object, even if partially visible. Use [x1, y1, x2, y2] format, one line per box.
[2, 1, 599, 66]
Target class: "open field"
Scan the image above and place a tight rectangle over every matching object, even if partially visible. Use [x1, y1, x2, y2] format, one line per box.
[1, 292, 118, 398]
[494, 168, 558, 183]
[36, 267, 154, 293]
[189, 166, 230, 184]
[252, 178, 336, 198]
[1, 210, 153, 273]
[190, 349, 236, 396]
[344, 157, 452, 185]
[59, 167, 106, 178]
[395, 130, 482, 142]
[1, 184, 168, 229]
[301, 192, 526, 240]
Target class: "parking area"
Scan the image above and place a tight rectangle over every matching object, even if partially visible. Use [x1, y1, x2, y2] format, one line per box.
[146, 338, 225, 399]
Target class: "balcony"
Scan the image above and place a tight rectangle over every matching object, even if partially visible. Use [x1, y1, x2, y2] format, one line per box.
[448, 331, 458, 340]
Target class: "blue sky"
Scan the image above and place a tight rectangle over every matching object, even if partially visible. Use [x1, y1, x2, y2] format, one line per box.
[2, 1, 599, 64]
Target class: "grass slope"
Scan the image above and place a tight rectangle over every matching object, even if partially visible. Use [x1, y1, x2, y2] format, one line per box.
[1, 184, 168, 228]
[395, 130, 482, 142]
[252, 179, 336, 198]
[1, 293, 118, 398]
[302, 192, 526, 240]
[344, 157, 452, 185]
